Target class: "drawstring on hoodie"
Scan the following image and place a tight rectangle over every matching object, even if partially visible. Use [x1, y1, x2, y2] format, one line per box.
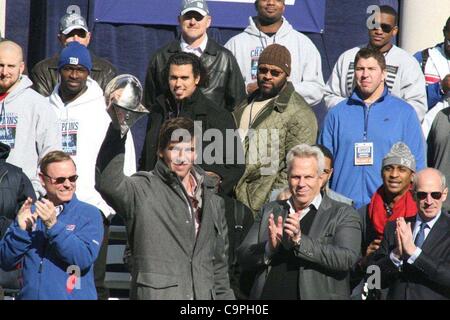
[258, 30, 277, 50]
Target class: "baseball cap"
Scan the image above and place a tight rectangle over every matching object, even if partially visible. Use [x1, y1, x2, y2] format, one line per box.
[59, 12, 89, 35]
[180, 0, 209, 16]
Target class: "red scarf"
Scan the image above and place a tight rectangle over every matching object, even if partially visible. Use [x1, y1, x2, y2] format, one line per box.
[0, 91, 9, 101]
[368, 186, 417, 238]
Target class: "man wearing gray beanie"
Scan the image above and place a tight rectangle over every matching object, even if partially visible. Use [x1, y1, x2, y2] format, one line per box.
[233, 44, 318, 214]
[353, 142, 417, 299]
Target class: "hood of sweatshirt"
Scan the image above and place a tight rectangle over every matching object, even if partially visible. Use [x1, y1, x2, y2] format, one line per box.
[3, 75, 34, 103]
[48, 77, 104, 111]
[244, 16, 294, 40]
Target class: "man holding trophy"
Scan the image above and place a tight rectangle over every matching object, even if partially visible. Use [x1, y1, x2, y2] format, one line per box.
[95, 74, 234, 300]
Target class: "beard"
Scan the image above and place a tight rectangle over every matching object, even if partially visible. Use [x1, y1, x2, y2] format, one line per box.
[257, 77, 287, 99]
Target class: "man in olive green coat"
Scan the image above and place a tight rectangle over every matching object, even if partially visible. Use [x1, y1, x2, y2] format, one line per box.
[233, 44, 318, 214]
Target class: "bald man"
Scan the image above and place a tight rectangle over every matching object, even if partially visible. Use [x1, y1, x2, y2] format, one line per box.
[372, 168, 450, 299]
[0, 40, 61, 196]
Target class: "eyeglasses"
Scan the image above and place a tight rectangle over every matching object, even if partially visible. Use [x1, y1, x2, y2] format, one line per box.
[372, 23, 395, 33]
[258, 67, 284, 77]
[44, 174, 78, 184]
[415, 191, 443, 200]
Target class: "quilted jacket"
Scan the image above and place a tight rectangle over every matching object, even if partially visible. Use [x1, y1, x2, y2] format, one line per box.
[232, 82, 318, 214]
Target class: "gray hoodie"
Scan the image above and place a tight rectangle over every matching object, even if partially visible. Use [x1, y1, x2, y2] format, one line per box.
[0, 75, 61, 195]
[225, 16, 324, 106]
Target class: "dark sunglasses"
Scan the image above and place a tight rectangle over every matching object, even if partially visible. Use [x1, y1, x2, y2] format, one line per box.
[373, 23, 395, 33]
[44, 174, 78, 184]
[182, 12, 205, 21]
[415, 191, 442, 200]
[258, 67, 283, 77]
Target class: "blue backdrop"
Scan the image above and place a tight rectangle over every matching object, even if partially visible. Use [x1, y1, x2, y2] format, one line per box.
[94, 0, 326, 33]
[5, 0, 398, 156]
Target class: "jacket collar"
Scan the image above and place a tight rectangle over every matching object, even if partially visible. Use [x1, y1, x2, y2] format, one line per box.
[233, 81, 295, 126]
[168, 37, 219, 56]
[153, 158, 216, 190]
[157, 88, 208, 118]
[348, 85, 389, 106]
[249, 81, 294, 112]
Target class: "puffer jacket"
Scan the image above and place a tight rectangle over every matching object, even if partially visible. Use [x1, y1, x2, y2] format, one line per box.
[233, 82, 318, 214]
[30, 52, 116, 97]
[143, 38, 246, 112]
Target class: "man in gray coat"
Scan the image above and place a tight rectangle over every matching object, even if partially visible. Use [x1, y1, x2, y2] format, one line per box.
[95, 116, 234, 300]
[238, 144, 361, 299]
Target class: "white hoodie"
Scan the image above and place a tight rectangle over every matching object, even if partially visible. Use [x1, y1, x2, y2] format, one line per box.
[225, 16, 324, 106]
[48, 78, 136, 218]
[1, 75, 61, 195]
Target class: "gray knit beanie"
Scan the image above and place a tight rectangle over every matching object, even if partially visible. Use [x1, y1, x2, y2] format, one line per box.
[382, 142, 416, 172]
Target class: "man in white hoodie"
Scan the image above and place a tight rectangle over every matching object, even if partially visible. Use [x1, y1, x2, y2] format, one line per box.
[225, 0, 324, 106]
[324, 5, 427, 121]
[0, 40, 61, 196]
[47, 42, 136, 299]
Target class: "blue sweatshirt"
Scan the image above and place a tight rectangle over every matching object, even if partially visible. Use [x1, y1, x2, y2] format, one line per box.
[319, 87, 426, 209]
[0, 195, 103, 300]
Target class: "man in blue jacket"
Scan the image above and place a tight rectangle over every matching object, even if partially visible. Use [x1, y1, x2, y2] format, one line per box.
[0, 151, 103, 300]
[319, 48, 425, 209]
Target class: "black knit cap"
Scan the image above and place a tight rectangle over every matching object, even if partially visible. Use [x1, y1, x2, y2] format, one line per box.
[258, 44, 291, 76]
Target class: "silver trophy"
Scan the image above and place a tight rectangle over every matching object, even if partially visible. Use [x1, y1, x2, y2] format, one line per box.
[105, 74, 149, 138]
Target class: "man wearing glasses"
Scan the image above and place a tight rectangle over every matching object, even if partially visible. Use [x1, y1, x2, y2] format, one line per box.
[144, 0, 245, 112]
[0, 150, 104, 299]
[324, 5, 427, 121]
[371, 167, 450, 300]
[233, 44, 317, 214]
[30, 10, 116, 97]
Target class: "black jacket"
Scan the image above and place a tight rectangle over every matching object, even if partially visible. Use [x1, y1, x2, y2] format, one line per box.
[139, 89, 245, 196]
[0, 142, 36, 224]
[371, 214, 450, 300]
[220, 194, 254, 299]
[0, 142, 36, 290]
[144, 38, 246, 112]
[29, 51, 117, 97]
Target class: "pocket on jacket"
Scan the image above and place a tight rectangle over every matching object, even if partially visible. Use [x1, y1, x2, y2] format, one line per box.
[136, 272, 179, 289]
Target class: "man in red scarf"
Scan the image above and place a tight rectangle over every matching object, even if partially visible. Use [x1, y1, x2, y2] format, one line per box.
[362, 142, 417, 258]
[352, 142, 417, 299]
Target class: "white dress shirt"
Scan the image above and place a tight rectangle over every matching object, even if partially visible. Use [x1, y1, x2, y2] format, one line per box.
[180, 35, 208, 57]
